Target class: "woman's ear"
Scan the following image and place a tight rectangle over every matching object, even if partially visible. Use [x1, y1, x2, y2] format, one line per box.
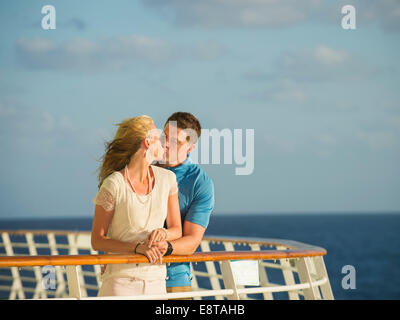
[143, 138, 150, 149]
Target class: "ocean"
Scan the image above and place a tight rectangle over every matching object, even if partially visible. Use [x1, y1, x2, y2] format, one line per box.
[1, 213, 399, 300]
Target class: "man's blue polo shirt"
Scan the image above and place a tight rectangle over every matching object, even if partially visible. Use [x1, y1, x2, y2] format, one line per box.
[165, 156, 214, 287]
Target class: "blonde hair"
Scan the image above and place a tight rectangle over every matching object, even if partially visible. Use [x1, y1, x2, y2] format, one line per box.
[97, 115, 154, 189]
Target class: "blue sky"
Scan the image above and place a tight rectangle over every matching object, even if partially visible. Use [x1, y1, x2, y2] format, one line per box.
[0, 0, 399, 218]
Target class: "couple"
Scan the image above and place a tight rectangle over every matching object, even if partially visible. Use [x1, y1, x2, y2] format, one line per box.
[91, 112, 214, 297]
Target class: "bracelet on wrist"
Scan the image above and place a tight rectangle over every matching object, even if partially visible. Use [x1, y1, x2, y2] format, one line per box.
[134, 241, 144, 254]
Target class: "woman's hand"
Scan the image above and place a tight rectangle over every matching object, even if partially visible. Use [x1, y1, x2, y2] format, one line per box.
[146, 228, 168, 247]
[135, 243, 164, 264]
[150, 240, 168, 256]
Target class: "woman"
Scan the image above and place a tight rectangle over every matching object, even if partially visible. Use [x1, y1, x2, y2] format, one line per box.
[91, 115, 182, 297]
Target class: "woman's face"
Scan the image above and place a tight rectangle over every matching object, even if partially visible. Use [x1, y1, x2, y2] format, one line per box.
[145, 124, 165, 163]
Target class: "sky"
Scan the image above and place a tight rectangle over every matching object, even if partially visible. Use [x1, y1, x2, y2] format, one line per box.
[0, 0, 399, 219]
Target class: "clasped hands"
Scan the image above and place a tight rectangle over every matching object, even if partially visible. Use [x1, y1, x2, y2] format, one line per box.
[135, 228, 168, 264]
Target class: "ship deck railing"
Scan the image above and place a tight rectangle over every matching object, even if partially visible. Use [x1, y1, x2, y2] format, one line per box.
[0, 230, 334, 300]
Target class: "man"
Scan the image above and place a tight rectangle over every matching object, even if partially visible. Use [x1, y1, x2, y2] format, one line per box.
[157, 112, 215, 296]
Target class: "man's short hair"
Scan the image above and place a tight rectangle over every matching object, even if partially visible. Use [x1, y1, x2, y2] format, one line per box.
[165, 112, 202, 143]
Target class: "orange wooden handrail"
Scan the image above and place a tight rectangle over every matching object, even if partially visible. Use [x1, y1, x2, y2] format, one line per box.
[0, 230, 325, 250]
[0, 230, 328, 268]
[0, 248, 326, 268]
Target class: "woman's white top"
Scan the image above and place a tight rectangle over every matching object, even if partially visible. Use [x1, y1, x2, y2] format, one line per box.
[92, 165, 178, 282]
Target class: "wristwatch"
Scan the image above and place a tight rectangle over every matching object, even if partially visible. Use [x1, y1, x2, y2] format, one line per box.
[165, 241, 173, 256]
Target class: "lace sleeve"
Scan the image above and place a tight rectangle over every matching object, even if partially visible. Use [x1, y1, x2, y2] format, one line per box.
[92, 188, 116, 212]
[92, 177, 118, 211]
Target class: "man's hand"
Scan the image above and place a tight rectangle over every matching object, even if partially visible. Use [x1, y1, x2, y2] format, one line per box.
[150, 240, 168, 256]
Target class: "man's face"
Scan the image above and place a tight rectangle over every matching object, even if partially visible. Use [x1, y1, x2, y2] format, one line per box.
[162, 124, 192, 166]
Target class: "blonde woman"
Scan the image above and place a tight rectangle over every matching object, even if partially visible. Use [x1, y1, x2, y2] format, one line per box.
[91, 115, 182, 297]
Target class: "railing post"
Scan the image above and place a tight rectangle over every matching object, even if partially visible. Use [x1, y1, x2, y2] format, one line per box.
[2, 232, 25, 300]
[47, 233, 67, 298]
[220, 260, 240, 300]
[250, 243, 273, 300]
[313, 256, 334, 300]
[67, 234, 87, 297]
[276, 246, 300, 300]
[296, 257, 320, 300]
[200, 241, 224, 300]
[66, 265, 82, 299]
[26, 232, 47, 299]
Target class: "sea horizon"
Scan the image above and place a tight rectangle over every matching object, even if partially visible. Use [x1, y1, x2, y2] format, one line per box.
[1, 210, 400, 223]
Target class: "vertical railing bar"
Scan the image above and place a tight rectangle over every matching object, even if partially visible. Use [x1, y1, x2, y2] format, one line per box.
[276, 245, 300, 300]
[67, 233, 87, 297]
[295, 257, 319, 300]
[65, 265, 82, 299]
[200, 241, 224, 300]
[313, 256, 334, 300]
[189, 262, 202, 300]
[2, 232, 25, 300]
[220, 260, 239, 300]
[47, 233, 67, 298]
[26, 232, 46, 299]
[250, 243, 274, 300]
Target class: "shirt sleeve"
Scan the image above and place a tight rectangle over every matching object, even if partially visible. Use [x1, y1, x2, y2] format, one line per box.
[168, 171, 179, 196]
[185, 176, 214, 229]
[92, 175, 118, 212]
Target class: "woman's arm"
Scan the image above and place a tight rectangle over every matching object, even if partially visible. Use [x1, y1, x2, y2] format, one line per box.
[92, 205, 164, 263]
[91, 205, 138, 254]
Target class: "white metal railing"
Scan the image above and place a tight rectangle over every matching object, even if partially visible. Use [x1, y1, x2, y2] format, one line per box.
[0, 231, 334, 300]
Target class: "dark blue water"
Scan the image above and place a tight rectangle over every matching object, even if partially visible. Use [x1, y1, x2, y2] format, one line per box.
[1, 213, 399, 300]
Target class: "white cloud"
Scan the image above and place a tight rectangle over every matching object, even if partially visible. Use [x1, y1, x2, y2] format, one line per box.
[244, 79, 308, 104]
[244, 45, 380, 84]
[313, 46, 349, 65]
[15, 35, 226, 71]
[16, 35, 178, 71]
[356, 130, 397, 150]
[0, 102, 18, 117]
[143, 0, 400, 31]
[190, 40, 227, 60]
[143, 0, 325, 28]
[16, 38, 56, 53]
[0, 101, 79, 155]
[316, 134, 337, 146]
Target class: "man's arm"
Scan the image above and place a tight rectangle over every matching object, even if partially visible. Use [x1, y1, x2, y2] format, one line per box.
[169, 220, 206, 255]
[151, 174, 214, 256]
[168, 175, 214, 255]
